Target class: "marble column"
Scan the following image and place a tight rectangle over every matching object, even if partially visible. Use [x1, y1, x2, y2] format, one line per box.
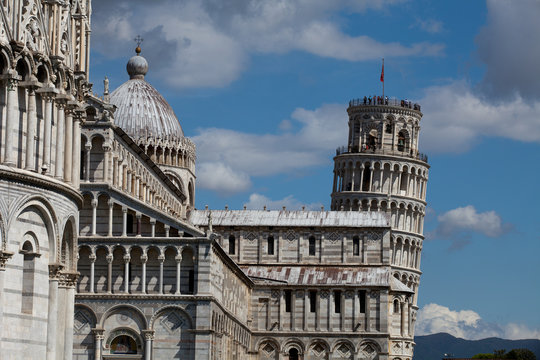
[142, 330, 155, 360]
[64, 275, 77, 360]
[122, 207, 128, 237]
[64, 106, 73, 183]
[103, 145, 111, 182]
[164, 225, 170, 238]
[42, 94, 55, 174]
[158, 255, 165, 294]
[55, 100, 66, 179]
[0, 252, 13, 343]
[106, 254, 113, 293]
[46, 265, 62, 360]
[123, 254, 130, 293]
[89, 253, 96, 293]
[72, 112, 82, 188]
[92, 328, 105, 360]
[91, 199, 98, 235]
[84, 143, 91, 182]
[3, 78, 19, 166]
[150, 219, 156, 237]
[107, 200, 114, 236]
[25, 86, 37, 171]
[175, 254, 182, 294]
[141, 254, 147, 294]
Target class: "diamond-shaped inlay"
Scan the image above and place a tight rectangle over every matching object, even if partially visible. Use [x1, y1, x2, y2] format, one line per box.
[74, 310, 91, 333]
[328, 232, 340, 242]
[263, 343, 275, 355]
[337, 343, 351, 357]
[311, 343, 325, 357]
[364, 344, 375, 354]
[285, 230, 296, 241]
[245, 232, 257, 241]
[160, 311, 184, 334]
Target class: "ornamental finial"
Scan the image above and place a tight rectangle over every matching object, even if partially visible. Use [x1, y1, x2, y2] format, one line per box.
[134, 35, 143, 55]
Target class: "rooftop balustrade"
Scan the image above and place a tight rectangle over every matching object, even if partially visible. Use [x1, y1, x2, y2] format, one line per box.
[336, 145, 428, 163]
[349, 96, 421, 112]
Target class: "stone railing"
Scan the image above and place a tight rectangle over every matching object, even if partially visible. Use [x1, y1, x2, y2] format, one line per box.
[349, 97, 421, 112]
[336, 145, 428, 163]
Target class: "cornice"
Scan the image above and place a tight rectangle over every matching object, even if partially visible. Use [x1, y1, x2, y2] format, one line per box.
[0, 166, 83, 207]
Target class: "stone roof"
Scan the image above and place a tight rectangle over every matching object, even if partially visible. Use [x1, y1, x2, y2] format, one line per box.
[110, 53, 184, 141]
[190, 210, 390, 228]
[243, 266, 391, 286]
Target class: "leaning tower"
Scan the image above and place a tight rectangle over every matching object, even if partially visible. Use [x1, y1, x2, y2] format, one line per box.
[331, 96, 429, 359]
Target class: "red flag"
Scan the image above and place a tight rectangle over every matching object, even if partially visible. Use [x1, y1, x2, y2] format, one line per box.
[380, 61, 384, 82]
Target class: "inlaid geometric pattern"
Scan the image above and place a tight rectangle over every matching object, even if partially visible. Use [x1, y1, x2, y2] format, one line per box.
[245, 232, 257, 241]
[74, 310, 91, 333]
[336, 343, 352, 358]
[328, 232, 340, 242]
[263, 343, 275, 355]
[160, 311, 184, 334]
[310, 342, 326, 357]
[285, 230, 296, 241]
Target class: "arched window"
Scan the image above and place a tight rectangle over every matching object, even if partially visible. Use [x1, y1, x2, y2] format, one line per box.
[353, 236, 360, 256]
[289, 348, 299, 360]
[228, 235, 236, 255]
[394, 299, 400, 314]
[110, 335, 137, 354]
[21, 240, 35, 314]
[397, 131, 409, 152]
[362, 164, 371, 191]
[267, 235, 275, 255]
[308, 236, 316, 256]
[367, 129, 378, 150]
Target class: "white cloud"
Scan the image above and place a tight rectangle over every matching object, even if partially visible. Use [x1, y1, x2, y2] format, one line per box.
[192, 103, 346, 194]
[196, 162, 252, 194]
[477, 0, 540, 99]
[435, 205, 506, 238]
[243, 193, 323, 211]
[419, 81, 540, 153]
[417, 303, 540, 340]
[411, 18, 444, 34]
[91, 0, 443, 89]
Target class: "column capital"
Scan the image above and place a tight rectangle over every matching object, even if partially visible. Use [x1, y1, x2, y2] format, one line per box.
[91, 199, 98, 208]
[49, 263, 65, 279]
[175, 254, 182, 262]
[106, 254, 114, 263]
[59, 271, 79, 287]
[123, 254, 131, 263]
[140, 254, 148, 263]
[91, 328, 105, 340]
[0, 251, 14, 270]
[142, 330, 155, 341]
[158, 255, 165, 263]
[108, 199, 114, 208]
[136, 212, 142, 219]
[89, 253, 97, 262]
[149, 218, 156, 225]
[36, 86, 58, 100]
[122, 207, 128, 213]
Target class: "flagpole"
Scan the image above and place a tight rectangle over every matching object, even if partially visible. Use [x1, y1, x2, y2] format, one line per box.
[382, 58, 385, 100]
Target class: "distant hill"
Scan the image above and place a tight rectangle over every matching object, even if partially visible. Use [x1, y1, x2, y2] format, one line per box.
[414, 333, 540, 360]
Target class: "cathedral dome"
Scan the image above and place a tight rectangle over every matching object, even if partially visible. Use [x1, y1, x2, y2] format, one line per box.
[110, 50, 184, 140]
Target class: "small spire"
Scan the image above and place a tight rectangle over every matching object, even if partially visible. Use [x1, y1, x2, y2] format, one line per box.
[134, 35, 144, 55]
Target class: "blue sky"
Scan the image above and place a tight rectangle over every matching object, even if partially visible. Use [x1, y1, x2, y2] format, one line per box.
[89, 0, 540, 340]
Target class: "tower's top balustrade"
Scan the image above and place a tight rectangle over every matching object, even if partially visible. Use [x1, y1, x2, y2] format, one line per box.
[348, 96, 422, 113]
